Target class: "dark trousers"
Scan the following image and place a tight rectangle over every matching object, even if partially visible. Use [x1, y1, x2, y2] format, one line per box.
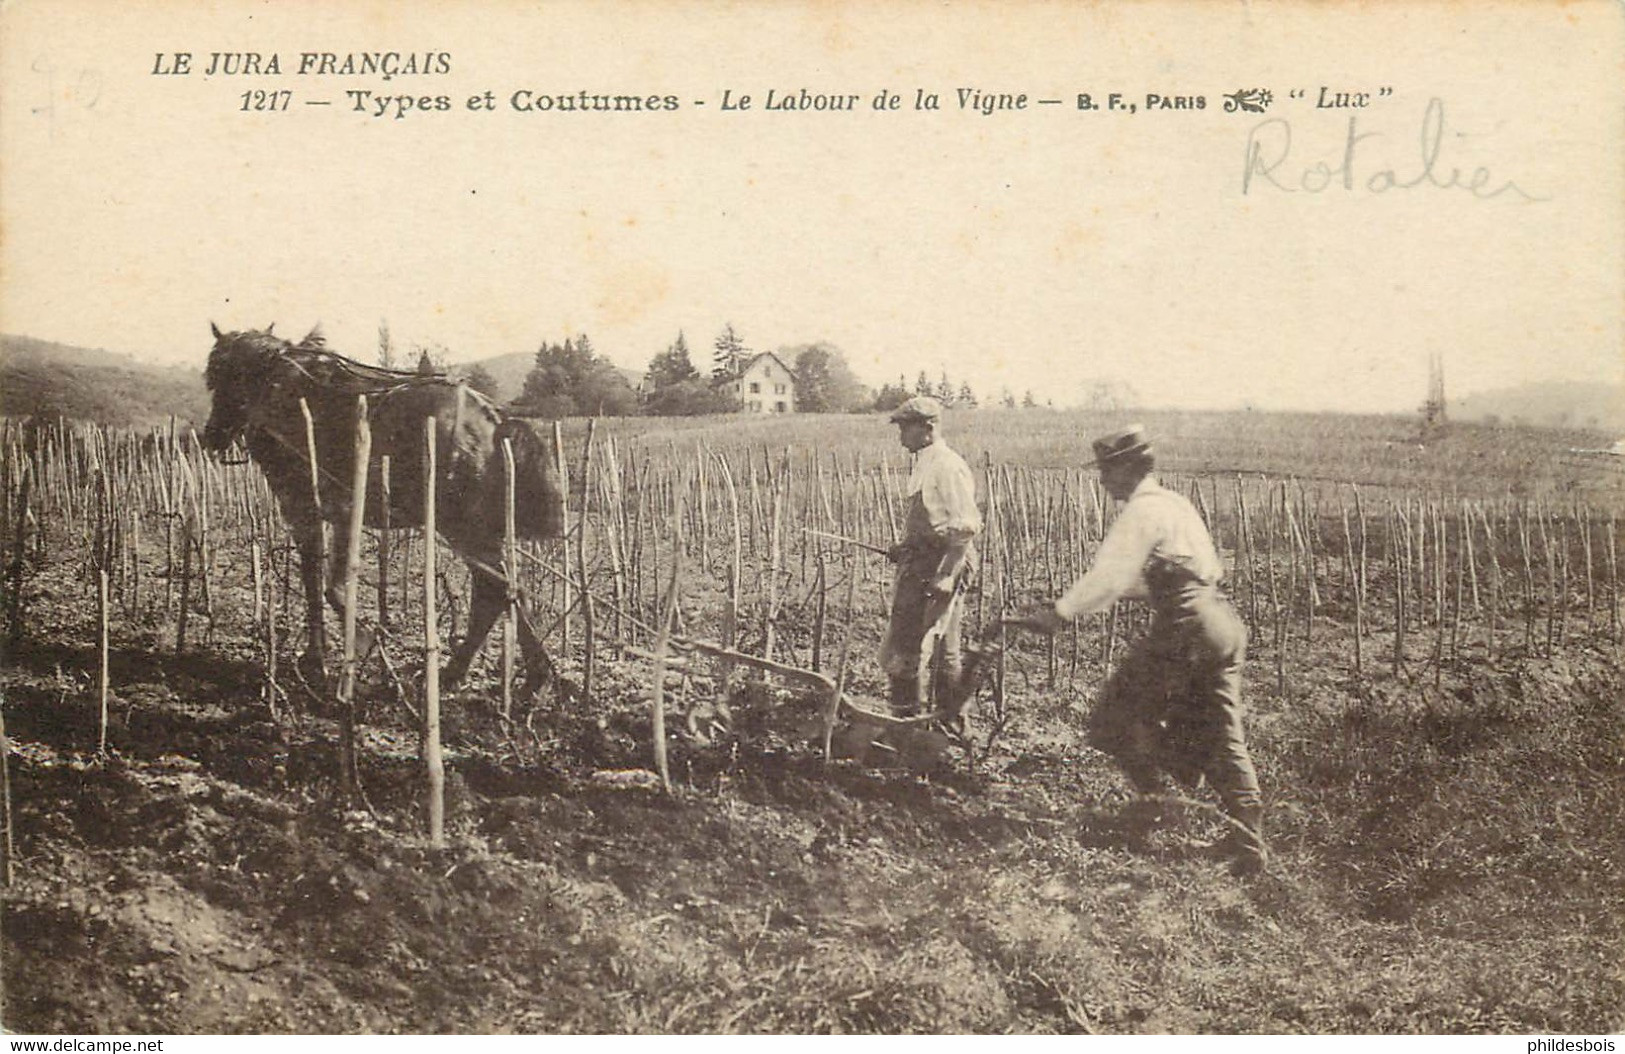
[880, 571, 966, 711]
[1087, 591, 1265, 860]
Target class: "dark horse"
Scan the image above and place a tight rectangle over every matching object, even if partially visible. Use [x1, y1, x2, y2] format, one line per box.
[201, 323, 567, 695]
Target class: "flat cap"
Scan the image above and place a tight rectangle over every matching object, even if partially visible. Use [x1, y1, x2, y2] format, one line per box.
[1091, 424, 1153, 465]
[888, 395, 944, 423]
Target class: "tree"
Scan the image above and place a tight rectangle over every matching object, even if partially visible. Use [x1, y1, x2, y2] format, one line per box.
[644, 332, 731, 415]
[1022, 389, 1037, 409]
[785, 343, 872, 413]
[957, 381, 978, 409]
[936, 372, 955, 406]
[377, 318, 396, 369]
[643, 377, 734, 416]
[795, 353, 834, 413]
[873, 376, 911, 413]
[712, 324, 748, 381]
[461, 363, 502, 400]
[647, 331, 699, 391]
[517, 334, 637, 418]
[914, 370, 934, 398]
[413, 343, 450, 375]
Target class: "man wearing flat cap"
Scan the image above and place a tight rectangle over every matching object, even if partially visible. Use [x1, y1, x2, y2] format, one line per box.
[1013, 424, 1267, 875]
[880, 396, 983, 716]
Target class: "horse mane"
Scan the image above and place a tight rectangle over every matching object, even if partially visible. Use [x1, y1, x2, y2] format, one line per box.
[208, 326, 497, 414]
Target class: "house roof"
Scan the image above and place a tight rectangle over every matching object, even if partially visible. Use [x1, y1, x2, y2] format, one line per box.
[740, 351, 795, 376]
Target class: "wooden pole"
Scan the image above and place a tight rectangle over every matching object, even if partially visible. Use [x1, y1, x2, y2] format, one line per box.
[501, 437, 518, 718]
[6, 463, 29, 650]
[265, 532, 281, 720]
[719, 452, 743, 696]
[652, 544, 681, 794]
[378, 455, 392, 629]
[1518, 506, 1536, 655]
[822, 562, 860, 762]
[1581, 511, 1595, 634]
[299, 396, 329, 658]
[0, 688, 13, 889]
[176, 511, 193, 656]
[1342, 497, 1362, 679]
[578, 419, 598, 704]
[164, 420, 176, 616]
[336, 395, 371, 799]
[1539, 509, 1557, 657]
[423, 419, 444, 846]
[554, 422, 571, 658]
[1607, 515, 1620, 646]
[98, 569, 110, 756]
[1482, 503, 1500, 663]
[1393, 502, 1406, 678]
[811, 552, 827, 673]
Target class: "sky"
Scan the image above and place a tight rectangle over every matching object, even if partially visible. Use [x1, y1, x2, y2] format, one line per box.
[2, 0, 1621, 414]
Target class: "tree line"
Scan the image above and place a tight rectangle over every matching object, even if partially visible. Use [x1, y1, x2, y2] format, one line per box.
[387, 320, 1053, 418]
[872, 371, 1049, 413]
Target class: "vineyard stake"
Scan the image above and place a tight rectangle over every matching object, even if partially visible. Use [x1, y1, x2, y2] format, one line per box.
[336, 395, 370, 800]
[1481, 503, 1500, 663]
[298, 397, 330, 670]
[554, 421, 571, 658]
[98, 569, 110, 756]
[6, 463, 29, 650]
[0, 690, 13, 888]
[378, 455, 391, 630]
[422, 418, 444, 846]
[501, 437, 518, 719]
[652, 543, 681, 794]
[1341, 497, 1362, 679]
[578, 418, 598, 704]
[822, 562, 860, 763]
[176, 511, 193, 656]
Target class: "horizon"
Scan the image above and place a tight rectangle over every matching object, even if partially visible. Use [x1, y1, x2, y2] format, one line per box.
[4, 325, 1619, 425]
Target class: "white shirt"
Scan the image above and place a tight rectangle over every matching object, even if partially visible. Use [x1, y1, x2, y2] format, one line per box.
[1055, 475, 1223, 620]
[906, 440, 982, 538]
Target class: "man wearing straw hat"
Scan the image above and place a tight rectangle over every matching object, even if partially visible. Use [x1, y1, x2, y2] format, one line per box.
[1011, 424, 1267, 876]
[880, 396, 983, 717]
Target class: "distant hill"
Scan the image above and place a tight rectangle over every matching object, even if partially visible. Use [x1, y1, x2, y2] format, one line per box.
[0, 335, 210, 429]
[0, 334, 658, 428]
[460, 350, 533, 403]
[1451, 381, 1625, 435]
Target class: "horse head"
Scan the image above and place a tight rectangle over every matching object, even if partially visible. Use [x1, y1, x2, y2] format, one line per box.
[202, 323, 286, 453]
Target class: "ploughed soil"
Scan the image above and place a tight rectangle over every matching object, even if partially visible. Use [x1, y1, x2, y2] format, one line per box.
[2, 553, 1623, 1034]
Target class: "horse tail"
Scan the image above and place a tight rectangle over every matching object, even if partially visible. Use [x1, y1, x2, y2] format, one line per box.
[494, 418, 567, 539]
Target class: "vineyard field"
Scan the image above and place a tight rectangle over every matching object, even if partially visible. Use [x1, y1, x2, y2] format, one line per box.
[1, 407, 1621, 1034]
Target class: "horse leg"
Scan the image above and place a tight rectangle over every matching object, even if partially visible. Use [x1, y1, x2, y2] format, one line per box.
[323, 522, 348, 617]
[442, 569, 503, 689]
[294, 524, 329, 687]
[514, 596, 563, 699]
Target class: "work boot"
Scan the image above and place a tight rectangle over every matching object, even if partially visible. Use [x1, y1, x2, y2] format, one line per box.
[1223, 805, 1268, 877]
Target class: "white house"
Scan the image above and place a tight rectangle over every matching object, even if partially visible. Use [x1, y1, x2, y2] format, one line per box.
[736, 352, 797, 414]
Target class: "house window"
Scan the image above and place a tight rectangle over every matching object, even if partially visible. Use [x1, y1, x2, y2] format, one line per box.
[774, 401, 787, 413]
[774, 384, 786, 395]
[749, 400, 761, 412]
[749, 382, 761, 393]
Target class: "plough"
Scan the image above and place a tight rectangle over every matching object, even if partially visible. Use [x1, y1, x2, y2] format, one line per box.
[623, 619, 1010, 771]
[516, 543, 1014, 773]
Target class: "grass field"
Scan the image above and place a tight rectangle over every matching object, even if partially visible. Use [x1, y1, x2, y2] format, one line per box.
[1, 407, 1621, 1033]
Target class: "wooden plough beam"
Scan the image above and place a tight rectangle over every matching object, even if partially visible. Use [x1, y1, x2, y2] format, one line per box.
[623, 635, 948, 759]
[518, 545, 964, 770]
